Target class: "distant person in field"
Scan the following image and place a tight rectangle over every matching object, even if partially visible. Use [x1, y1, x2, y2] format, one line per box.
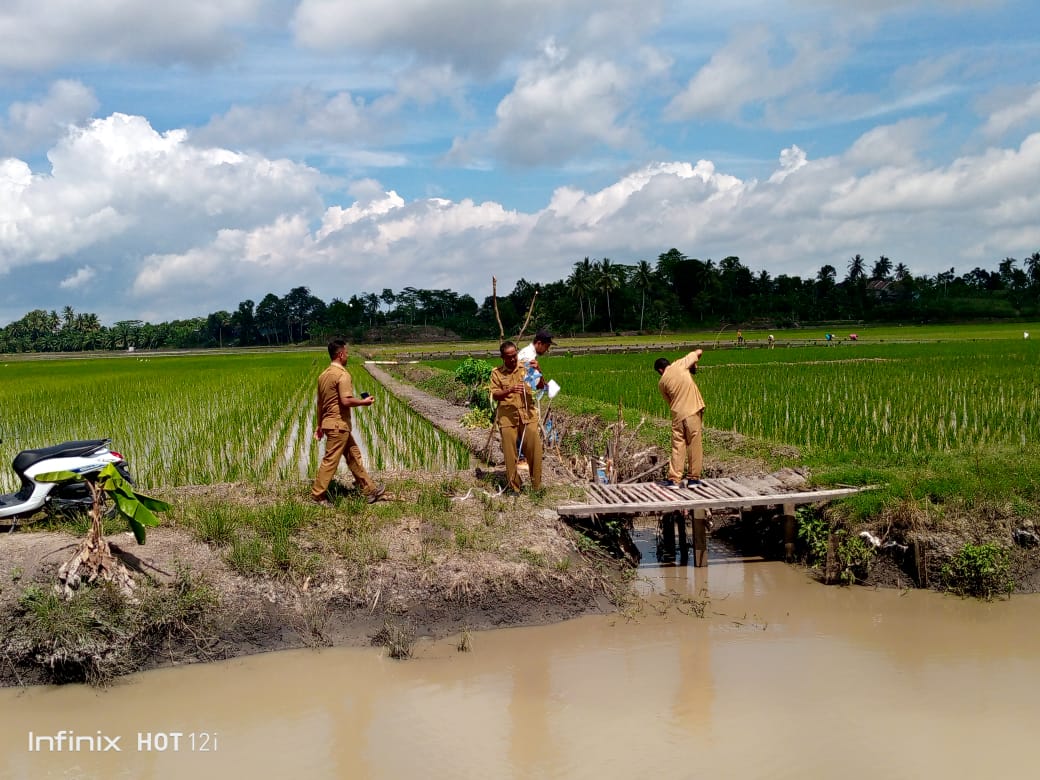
[654, 349, 706, 488]
[517, 329, 556, 372]
[311, 339, 385, 506]
[768, 334, 775, 349]
[491, 340, 544, 493]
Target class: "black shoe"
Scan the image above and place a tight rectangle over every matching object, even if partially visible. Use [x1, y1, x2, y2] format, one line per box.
[366, 484, 386, 504]
[683, 478, 703, 487]
[656, 479, 677, 488]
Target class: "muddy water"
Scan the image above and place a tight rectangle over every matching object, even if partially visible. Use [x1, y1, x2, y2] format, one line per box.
[4, 537, 1040, 780]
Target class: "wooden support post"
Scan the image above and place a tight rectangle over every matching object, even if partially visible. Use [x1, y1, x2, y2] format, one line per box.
[659, 513, 676, 563]
[693, 509, 708, 568]
[782, 502, 797, 562]
[677, 510, 689, 564]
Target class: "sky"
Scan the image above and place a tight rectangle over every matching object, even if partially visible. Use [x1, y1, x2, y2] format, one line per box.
[1, 0, 1039, 325]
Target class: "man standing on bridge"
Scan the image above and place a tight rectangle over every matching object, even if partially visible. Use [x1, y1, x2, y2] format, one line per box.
[654, 349, 706, 488]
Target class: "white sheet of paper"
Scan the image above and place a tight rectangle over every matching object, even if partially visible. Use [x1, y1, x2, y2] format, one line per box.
[546, 379, 560, 399]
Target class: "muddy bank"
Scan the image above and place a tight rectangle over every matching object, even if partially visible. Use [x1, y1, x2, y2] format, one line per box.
[0, 473, 627, 687]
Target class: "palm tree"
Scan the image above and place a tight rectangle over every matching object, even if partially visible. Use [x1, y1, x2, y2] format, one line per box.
[633, 260, 655, 331]
[568, 258, 595, 331]
[1026, 252, 1040, 289]
[893, 262, 911, 282]
[595, 258, 623, 332]
[846, 254, 866, 283]
[871, 255, 893, 282]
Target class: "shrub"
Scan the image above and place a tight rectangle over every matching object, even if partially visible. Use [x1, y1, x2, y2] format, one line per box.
[941, 542, 1014, 600]
[454, 357, 494, 412]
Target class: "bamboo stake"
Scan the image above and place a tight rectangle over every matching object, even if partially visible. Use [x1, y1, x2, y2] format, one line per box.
[492, 276, 505, 342]
[514, 290, 538, 342]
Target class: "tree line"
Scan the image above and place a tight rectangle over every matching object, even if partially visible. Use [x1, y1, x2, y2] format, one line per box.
[2, 249, 1039, 353]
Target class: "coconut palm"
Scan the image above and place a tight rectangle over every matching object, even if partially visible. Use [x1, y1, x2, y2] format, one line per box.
[595, 258, 624, 331]
[567, 257, 595, 331]
[847, 254, 866, 283]
[633, 260, 655, 331]
[871, 255, 893, 281]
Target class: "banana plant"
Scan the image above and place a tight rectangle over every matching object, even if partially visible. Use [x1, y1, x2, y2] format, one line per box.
[37, 463, 170, 596]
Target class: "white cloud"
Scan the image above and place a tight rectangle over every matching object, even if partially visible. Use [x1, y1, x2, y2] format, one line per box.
[0, 113, 322, 277]
[450, 45, 640, 167]
[0, 80, 98, 157]
[0, 0, 266, 71]
[193, 88, 374, 150]
[291, 0, 603, 73]
[59, 265, 96, 289]
[981, 83, 1040, 139]
[666, 25, 848, 122]
[844, 116, 942, 168]
[5, 108, 1040, 323]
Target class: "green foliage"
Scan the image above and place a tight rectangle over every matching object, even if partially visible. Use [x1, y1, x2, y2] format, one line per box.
[460, 406, 493, 428]
[454, 357, 494, 412]
[941, 542, 1014, 600]
[796, 508, 829, 566]
[797, 510, 874, 584]
[36, 462, 169, 544]
[833, 530, 875, 585]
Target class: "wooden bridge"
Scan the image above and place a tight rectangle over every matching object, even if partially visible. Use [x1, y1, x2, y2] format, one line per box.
[556, 475, 871, 567]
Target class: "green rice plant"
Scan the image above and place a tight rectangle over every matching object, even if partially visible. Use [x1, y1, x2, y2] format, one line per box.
[0, 350, 472, 493]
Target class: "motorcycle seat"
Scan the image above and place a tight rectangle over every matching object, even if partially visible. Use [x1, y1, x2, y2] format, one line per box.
[13, 439, 111, 475]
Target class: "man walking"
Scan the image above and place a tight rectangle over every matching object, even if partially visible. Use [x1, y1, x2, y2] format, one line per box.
[490, 340, 543, 493]
[654, 349, 706, 488]
[311, 339, 385, 506]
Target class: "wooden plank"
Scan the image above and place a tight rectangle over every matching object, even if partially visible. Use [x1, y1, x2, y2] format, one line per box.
[719, 477, 758, 497]
[557, 486, 870, 517]
[629, 484, 659, 503]
[688, 482, 722, 499]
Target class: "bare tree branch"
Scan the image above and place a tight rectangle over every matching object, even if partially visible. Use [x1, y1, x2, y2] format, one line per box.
[492, 277, 505, 342]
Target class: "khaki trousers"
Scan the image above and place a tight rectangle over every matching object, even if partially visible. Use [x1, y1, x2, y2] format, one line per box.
[311, 429, 376, 499]
[499, 421, 542, 491]
[668, 410, 703, 482]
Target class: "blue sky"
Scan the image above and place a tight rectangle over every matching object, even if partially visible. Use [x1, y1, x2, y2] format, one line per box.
[1, 0, 1039, 324]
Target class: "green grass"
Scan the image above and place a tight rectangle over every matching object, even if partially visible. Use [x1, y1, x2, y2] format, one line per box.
[366, 321, 1040, 357]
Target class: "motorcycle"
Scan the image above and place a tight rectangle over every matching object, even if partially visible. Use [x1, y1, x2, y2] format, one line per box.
[0, 437, 134, 525]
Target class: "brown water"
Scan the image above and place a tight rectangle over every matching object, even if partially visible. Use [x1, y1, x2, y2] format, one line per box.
[3, 537, 1039, 780]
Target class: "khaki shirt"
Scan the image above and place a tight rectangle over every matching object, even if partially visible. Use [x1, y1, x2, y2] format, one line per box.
[658, 352, 705, 424]
[316, 362, 355, 432]
[491, 365, 538, 428]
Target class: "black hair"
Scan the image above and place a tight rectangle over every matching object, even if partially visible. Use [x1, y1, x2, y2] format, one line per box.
[654, 357, 670, 372]
[500, 340, 517, 356]
[328, 339, 347, 360]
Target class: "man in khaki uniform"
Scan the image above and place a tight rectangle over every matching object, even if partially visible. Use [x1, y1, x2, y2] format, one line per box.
[490, 340, 543, 493]
[655, 349, 706, 487]
[311, 339, 385, 506]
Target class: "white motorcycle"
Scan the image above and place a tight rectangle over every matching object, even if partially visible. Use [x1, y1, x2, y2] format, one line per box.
[0, 437, 133, 526]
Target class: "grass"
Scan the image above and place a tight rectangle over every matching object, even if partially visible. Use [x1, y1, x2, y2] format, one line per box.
[3, 567, 218, 685]
[364, 321, 1040, 358]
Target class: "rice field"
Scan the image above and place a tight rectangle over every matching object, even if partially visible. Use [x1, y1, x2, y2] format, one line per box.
[0, 352, 468, 492]
[428, 339, 1040, 463]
